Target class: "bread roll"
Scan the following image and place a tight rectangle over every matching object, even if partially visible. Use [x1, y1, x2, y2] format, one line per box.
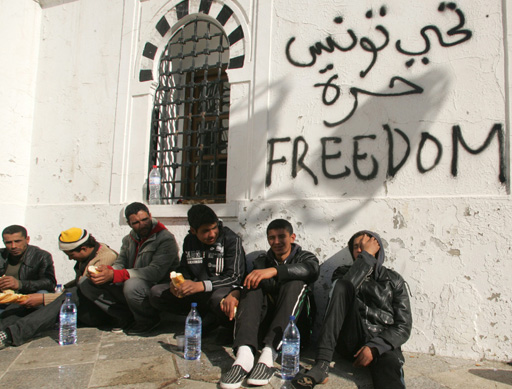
[0, 290, 28, 304]
[170, 271, 185, 287]
[88, 265, 100, 274]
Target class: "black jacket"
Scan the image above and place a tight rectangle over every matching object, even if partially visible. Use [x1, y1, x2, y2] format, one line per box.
[332, 231, 412, 355]
[0, 245, 56, 293]
[179, 223, 245, 292]
[253, 243, 319, 294]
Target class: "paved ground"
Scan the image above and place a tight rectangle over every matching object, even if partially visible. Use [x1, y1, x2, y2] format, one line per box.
[0, 316, 511, 388]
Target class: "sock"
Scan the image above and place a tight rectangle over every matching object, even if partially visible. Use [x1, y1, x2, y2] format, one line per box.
[257, 345, 277, 368]
[233, 345, 255, 372]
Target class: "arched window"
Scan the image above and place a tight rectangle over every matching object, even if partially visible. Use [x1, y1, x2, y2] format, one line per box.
[149, 16, 230, 204]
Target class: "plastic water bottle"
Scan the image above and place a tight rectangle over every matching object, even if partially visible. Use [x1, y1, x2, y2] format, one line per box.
[184, 302, 202, 360]
[281, 315, 300, 380]
[148, 165, 161, 205]
[56, 284, 63, 293]
[59, 292, 77, 346]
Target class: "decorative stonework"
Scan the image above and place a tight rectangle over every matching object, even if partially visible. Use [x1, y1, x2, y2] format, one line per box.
[139, 0, 246, 82]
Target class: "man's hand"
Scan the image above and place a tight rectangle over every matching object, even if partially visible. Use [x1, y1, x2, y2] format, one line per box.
[174, 280, 205, 297]
[89, 265, 114, 285]
[220, 290, 240, 320]
[243, 268, 278, 290]
[353, 346, 374, 367]
[0, 275, 19, 291]
[19, 293, 44, 308]
[360, 235, 380, 257]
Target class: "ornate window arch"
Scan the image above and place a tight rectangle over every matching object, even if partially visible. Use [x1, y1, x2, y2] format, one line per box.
[136, 1, 248, 204]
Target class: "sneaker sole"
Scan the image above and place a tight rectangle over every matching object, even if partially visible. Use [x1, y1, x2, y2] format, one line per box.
[219, 382, 244, 389]
[247, 377, 271, 385]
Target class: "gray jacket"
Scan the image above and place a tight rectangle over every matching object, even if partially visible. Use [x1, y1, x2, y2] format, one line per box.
[113, 219, 179, 284]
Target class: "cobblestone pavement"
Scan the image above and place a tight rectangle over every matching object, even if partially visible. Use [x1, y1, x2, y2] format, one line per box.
[0, 318, 511, 388]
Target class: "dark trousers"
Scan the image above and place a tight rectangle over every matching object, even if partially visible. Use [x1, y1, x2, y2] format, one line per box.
[79, 277, 160, 326]
[149, 283, 232, 327]
[233, 280, 308, 352]
[0, 287, 110, 346]
[316, 279, 406, 389]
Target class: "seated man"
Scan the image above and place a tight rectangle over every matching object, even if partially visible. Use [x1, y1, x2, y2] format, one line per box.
[0, 225, 56, 295]
[292, 231, 412, 389]
[220, 219, 319, 389]
[80, 202, 180, 335]
[150, 204, 246, 329]
[0, 228, 117, 349]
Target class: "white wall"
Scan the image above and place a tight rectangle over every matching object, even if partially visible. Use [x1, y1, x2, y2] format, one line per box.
[0, 0, 42, 223]
[0, 0, 510, 361]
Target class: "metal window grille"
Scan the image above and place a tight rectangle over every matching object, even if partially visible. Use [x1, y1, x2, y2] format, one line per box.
[149, 17, 230, 204]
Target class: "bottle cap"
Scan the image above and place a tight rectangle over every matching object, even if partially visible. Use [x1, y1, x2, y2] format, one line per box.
[153, 165, 157, 168]
[191, 302, 197, 307]
[66, 292, 72, 297]
[289, 315, 296, 321]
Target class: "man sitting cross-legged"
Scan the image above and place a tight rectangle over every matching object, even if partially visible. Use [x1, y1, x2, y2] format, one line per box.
[0, 228, 117, 349]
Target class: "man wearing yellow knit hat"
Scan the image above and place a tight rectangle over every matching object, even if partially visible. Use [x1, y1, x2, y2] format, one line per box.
[0, 228, 117, 349]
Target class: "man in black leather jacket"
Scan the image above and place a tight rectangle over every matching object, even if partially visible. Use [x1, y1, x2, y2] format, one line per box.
[0, 225, 56, 295]
[292, 230, 412, 389]
[150, 204, 246, 328]
[220, 219, 319, 389]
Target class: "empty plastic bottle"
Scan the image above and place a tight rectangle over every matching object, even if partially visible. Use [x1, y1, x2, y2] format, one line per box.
[59, 292, 77, 346]
[281, 315, 300, 380]
[148, 165, 161, 205]
[184, 302, 202, 360]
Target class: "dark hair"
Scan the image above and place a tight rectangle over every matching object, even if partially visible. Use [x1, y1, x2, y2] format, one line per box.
[187, 204, 218, 230]
[124, 202, 150, 220]
[348, 231, 369, 260]
[70, 234, 98, 252]
[266, 219, 293, 235]
[2, 225, 28, 238]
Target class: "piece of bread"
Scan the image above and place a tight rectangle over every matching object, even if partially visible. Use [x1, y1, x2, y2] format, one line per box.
[0, 289, 29, 304]
[170, 271, 185, 287]
[88, 265, 100, 274]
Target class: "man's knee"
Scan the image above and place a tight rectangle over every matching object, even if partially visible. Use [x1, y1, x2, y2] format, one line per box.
[78, 277, 96, 297]
[280, 279, 306, 294]
[123, 278, 151, 301]
[149, 283, 169, 308]
[331, 279, 355, 299]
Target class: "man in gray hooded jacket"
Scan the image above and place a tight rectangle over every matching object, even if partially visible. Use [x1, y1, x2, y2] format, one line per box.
[292, 230, 412, 389]
[80, 202, 179, 335]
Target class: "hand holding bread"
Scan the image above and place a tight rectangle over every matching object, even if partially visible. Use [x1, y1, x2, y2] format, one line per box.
[0, 289, 29, 304]
[170, 271, 185, 287]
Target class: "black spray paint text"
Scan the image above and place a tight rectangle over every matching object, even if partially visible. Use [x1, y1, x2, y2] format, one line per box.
[285, 2, 472, 127]
[266, 123, 505, 186]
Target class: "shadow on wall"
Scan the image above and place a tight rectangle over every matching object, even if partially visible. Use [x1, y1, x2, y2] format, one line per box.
[239, 68, 450, 326]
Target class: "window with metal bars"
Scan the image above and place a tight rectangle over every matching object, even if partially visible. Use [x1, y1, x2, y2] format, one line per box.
[149, 17, 230, 204]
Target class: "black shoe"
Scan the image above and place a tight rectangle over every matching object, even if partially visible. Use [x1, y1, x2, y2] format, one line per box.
[219, 364, 249, 389]
[124, 320, 160, 335]
[247, 362, 274, 386]
[111, 318, 135, 334]
[0, 331, 12, 350]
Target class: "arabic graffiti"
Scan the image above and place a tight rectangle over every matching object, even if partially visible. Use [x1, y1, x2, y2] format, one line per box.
[285, 2, 473, 127]
[265, 123, 506, 186]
